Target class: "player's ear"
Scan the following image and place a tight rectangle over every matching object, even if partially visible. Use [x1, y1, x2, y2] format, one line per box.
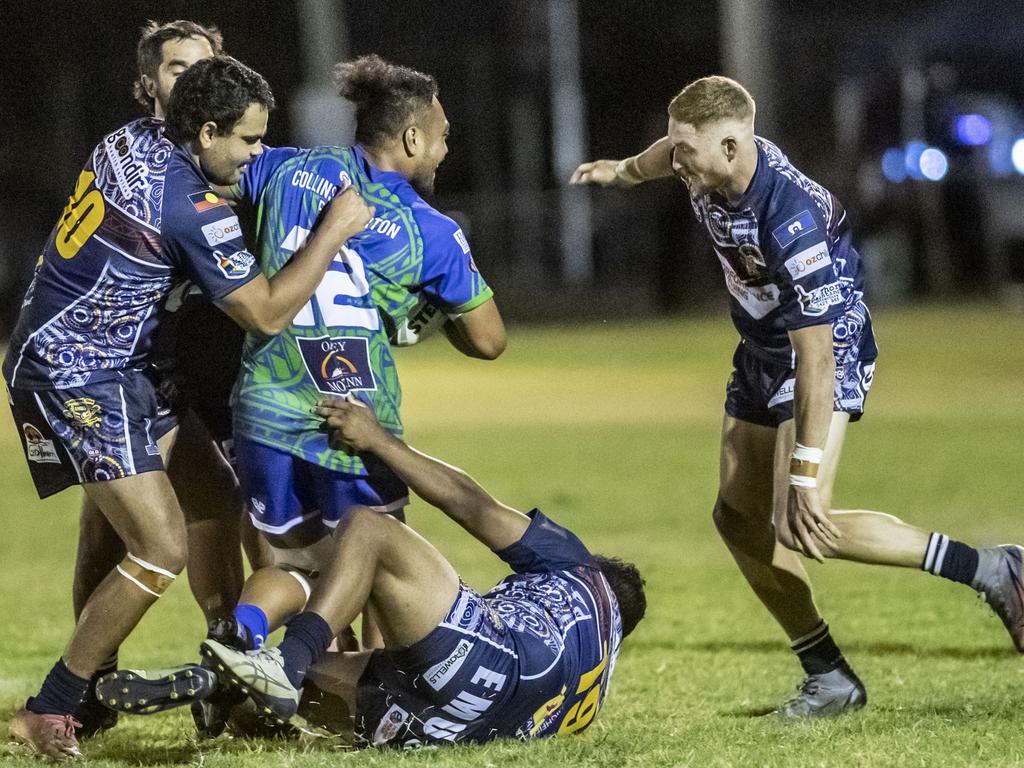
[141, 74, 158, 102]
[197, 121, 219, 149]
[722, 135, 737, 161]
[402, 125, 420, 158]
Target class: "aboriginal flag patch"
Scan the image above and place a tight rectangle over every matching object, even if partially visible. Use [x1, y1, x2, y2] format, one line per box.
[189, 190, 229, 213]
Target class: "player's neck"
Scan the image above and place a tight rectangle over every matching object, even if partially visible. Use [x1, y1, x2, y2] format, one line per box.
[719, 143, 758, 206]
[360, 143, 412, 181]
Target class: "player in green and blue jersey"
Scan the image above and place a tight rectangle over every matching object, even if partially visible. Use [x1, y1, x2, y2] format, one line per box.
[199, 59, 505, 720]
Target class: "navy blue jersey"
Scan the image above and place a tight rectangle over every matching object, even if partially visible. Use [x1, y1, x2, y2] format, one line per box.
[354, 510, 623, 747]
[3, 118, 259, 391]
[688, 137, 877, 365]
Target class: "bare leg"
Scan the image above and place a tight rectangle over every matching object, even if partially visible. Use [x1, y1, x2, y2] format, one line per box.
[168, 410, 245, 620]
[714, 415, 822, 640]
[773, 414, 931, 566]
[64, 431, 187, 678]
[73, 500, 125, 621]
[238, 567, 312, 630]
[307, 507, 460, 648]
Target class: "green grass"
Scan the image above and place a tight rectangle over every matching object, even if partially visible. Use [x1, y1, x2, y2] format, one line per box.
[2, 303, 1024, 767]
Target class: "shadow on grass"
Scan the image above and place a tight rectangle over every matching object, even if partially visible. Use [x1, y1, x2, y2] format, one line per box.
[678, 639, 1012, 660]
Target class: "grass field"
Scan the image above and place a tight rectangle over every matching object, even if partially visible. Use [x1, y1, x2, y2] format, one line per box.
[1, 303, 1023, 767]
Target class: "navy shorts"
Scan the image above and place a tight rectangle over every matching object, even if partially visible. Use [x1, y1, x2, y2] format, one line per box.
[7, 371, 178, 498]
[725, 341, 876, 428]
[354, 584, 514, 748]
[235, 434, 408, 549]
[148, 291, 243, 444]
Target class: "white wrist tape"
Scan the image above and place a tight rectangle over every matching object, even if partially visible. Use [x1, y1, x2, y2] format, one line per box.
[791, 443, 824, 464]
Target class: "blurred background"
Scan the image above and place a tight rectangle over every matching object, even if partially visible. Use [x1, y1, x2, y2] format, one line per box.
[2, 0, 1023, 336]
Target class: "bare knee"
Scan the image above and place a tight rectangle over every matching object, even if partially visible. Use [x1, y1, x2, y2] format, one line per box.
[713, 496, 768, 540]
[339, 506, 392, 543]
[132, 531, 188, 575]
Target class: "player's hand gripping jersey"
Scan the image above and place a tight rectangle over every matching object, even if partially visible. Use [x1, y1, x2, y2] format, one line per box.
[232, 146, 492, 474]
[688, 137, 877, 369]
[354, 511, 623, 747]
[3, 118, 259, 392]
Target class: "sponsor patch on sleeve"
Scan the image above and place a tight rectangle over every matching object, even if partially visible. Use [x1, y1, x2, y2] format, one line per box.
[453, 228, 471, 255]
[212, 248, 255, 280]
[783, 240, 832, 280]
[772, 209, 817, 248]
[188, 190, 229, 213]
[795, 281, 844, 317]
[202, 216, 243, 247]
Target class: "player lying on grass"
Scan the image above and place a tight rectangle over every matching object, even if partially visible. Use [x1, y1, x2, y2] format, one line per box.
[97, 395, 646, 747]
[571, 74, 1024, 718]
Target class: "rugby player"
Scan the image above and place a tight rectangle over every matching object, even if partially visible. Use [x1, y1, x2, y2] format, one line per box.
[188, 55, 506, 736]
[69, 20, 253, 740]
[570, 76, 1024, 717]
[4, 56, 373, 761]
[101, 395, 645, 747]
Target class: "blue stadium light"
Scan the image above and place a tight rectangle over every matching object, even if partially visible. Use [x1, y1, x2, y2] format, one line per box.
[918, 148, 949, 181]
[904, 141, 927, 180]
[954, 114, 992, 146]
[881, 148, 906, 183]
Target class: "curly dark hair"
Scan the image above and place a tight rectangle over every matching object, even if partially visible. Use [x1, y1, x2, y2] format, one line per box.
[334, 54, 438, 149]
[165, 56, 275, 145]
[133, 20, 224, 111]
[593, 555, 646, 637]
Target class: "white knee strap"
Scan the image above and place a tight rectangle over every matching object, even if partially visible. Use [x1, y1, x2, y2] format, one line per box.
[115, 553, 176, 596]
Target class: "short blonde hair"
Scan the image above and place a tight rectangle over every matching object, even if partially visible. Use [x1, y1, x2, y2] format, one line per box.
[667, 75, 755, 128]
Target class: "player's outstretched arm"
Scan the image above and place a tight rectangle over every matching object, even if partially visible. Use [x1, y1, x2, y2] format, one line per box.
[569, 135, 675, 188]
[217, 188, 373, 335]
[444, 299, 506, 360]
[315, 397, 530, 550]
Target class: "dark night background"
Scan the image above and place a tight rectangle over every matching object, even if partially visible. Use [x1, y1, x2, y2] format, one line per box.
[2, 0, 1023, 337]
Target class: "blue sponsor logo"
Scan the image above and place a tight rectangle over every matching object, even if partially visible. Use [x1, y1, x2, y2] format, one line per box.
[296, 336, 377, 396]
[772, 210, 817, 248]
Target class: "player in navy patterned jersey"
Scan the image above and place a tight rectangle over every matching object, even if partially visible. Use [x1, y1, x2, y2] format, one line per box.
[572, 75, 1024, 717]
[63, 21, 253, 742]
[4, 56, 373, 762]
[103, 395, 644, 747]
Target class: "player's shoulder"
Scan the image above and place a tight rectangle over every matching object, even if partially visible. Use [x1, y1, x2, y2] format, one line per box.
[90, 117, 172, 208]
[410, 201, 472, 257]
[273, 145, 354, 180]
[160, 150, 240, 242]
[755, 138, 833, 248]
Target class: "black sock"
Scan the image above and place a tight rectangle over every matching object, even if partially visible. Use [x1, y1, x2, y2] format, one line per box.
[27, 659, 90, 715]
[922, 533, 979, 586]
[792, 621, 844, 675]
[278, 612, 333, 689]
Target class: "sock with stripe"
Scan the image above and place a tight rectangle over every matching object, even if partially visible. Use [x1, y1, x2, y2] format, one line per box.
[791, 620, 844, 675]
[921, 533, 979, 586]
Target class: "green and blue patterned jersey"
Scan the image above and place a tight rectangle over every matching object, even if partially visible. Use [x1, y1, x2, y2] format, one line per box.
[233, 146, 493, 474]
